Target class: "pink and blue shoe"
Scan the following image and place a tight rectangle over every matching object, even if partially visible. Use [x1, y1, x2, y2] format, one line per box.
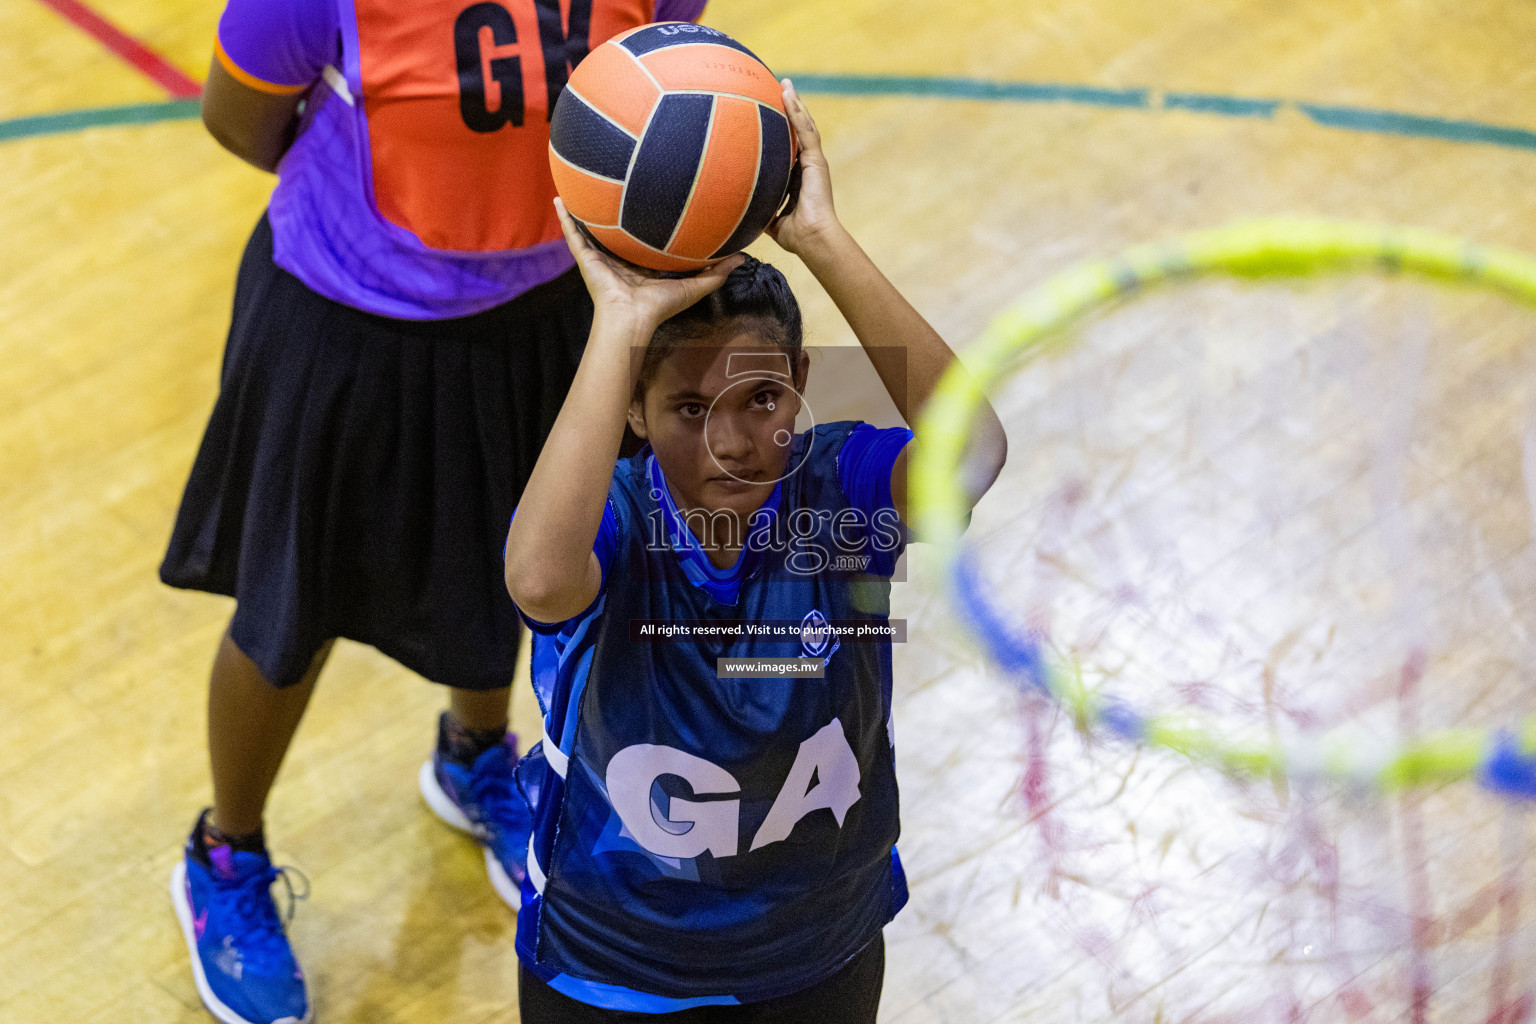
[170, 811, 310, 1024]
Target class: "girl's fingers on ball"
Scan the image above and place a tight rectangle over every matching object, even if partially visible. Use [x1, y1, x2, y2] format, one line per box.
[684, 256, 744, 301]
[553, 198, 588, 253]
[711, 253, 747, 280]
[780, 81, 823, 160]
[782, 81, 817, 128]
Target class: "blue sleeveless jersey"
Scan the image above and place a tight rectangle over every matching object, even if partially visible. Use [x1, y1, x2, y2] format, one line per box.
[513, 421, 912, 1010]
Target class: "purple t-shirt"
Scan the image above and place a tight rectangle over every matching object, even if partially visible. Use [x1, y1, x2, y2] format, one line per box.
[217, 0, 709, 320]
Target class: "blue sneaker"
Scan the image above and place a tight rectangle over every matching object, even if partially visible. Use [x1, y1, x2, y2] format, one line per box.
[418, 713, 530, 910]
[170, 812, 310, 1024]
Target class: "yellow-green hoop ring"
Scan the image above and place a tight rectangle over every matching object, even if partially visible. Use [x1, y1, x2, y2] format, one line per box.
[909, 218, 1536, 795]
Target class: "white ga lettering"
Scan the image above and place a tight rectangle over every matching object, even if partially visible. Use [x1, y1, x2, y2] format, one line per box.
[606, 744, 740, 858]
[605, 719, 861, 859]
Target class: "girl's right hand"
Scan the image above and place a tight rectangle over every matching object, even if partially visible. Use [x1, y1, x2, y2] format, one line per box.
[766, 79, 841, 258]
[554, 198, 742, 332]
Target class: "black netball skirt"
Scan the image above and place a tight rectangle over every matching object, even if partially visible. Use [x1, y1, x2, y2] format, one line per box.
[161, 214, 592, 690]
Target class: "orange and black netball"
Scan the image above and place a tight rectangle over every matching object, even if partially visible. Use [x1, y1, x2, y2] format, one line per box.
[549, 23, 797, 272]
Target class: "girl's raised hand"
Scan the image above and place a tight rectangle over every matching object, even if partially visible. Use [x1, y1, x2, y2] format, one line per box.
[554, 198, 742, 330]
[766, 79, 840, 257]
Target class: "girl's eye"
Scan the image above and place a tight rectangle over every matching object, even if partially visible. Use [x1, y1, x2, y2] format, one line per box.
[678, 402, 705, 418]
[752, 389, 781, 408]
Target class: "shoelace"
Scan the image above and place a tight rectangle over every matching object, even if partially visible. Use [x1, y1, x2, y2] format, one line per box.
[222, 863, 311, 965]
[469, 749, 526, 847]
[272, 864, 311, 925]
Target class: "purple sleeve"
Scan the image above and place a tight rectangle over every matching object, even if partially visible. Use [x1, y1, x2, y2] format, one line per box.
[654, 0, 708, 23]
[216, 0, 337, 90]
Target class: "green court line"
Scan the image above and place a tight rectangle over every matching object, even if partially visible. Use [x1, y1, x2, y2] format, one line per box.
[1163, 92, 1279, 118]
[0, 98, 198, 142]
[1296, 103, 1536, 151]
[785, 72, 1149, 109]
[4, 76, 1535, 156]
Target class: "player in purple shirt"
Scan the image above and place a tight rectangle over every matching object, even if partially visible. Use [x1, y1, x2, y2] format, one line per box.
[162, 3, 706, 1023]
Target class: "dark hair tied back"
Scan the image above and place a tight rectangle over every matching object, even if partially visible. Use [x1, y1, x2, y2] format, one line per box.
[637, 255, 803, 397]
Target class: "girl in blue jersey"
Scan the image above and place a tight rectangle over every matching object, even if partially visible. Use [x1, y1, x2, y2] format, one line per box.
[504, 81, 1007, 1021]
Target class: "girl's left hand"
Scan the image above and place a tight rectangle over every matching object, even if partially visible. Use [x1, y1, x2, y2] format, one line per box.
[766, 79, 841, 257]
[554, 198, 742, 331]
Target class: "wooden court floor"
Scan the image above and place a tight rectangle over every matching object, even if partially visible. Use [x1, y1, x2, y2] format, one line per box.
[6, 1, 1536, 1021]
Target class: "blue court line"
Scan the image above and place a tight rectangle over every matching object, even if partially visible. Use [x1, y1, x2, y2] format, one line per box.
[3, 76, 1535, 155]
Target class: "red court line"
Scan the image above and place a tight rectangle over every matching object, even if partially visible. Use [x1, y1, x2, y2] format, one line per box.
[35, 0, 201, 99]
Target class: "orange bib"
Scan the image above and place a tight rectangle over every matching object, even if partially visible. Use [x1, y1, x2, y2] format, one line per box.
[354, 0, 655, 252]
